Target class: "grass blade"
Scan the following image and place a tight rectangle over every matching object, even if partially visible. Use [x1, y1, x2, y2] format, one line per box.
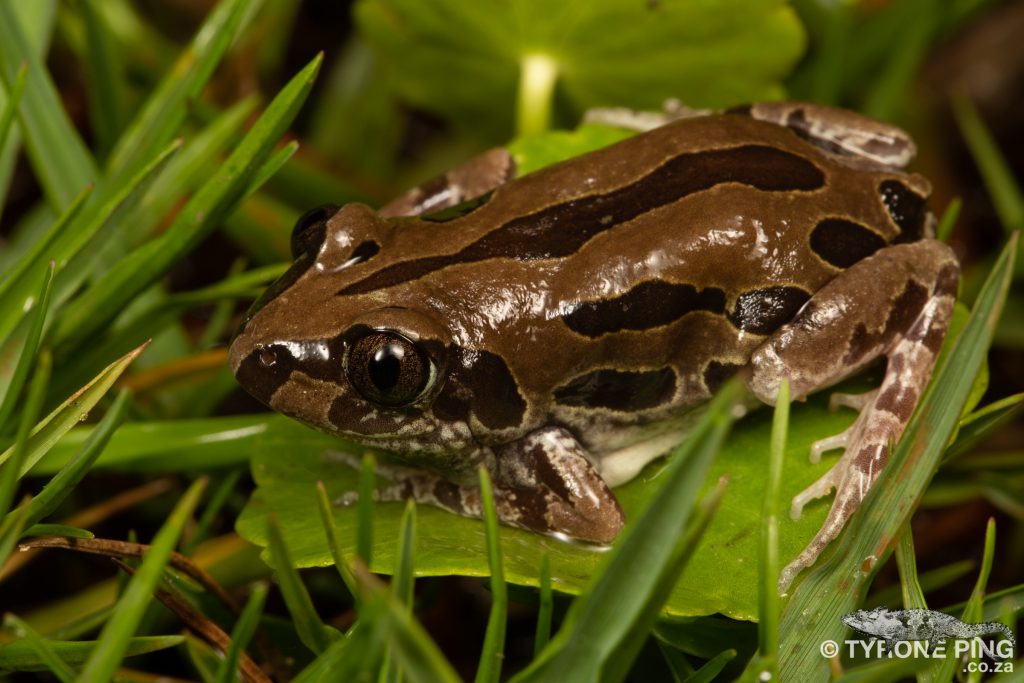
[3, 614, 75, 682]
[353, 568, 462, 683]
[54, 53, 322, 349]
[0, 635, 183, 672]
[777, 234, 1016, 680]
[933, 518, 1000, 682]
[936, 197, 962, 243]
[0, 185, 89, 331]
[383, 499, 417, 683]
[266, 513, 340, 654]
[475, 467, 507, 683]
[513, 380, 741, 683]
[0, 62, 28, 163]
[5, 390, 130, 531]
[0, 262, 54, 435]
[393, 499, 416, 609]
[534, 553, 552, 658]
[0, 0, 97, 210]
[0, 341, 147, 478]
[80, 0, 128, 159]
[951, 93, 1024, 235]
[105, 0, 256, 177]
[357, 452, 376, 565]
[315, 480, 358, 597]
[0, 1, 54, 212]
[214, 582, 268, 683]
[77, 478, 207, 681]
[0, 349, 51, 518]
[684, 648, 736, 683]
[749, 379, 790, 679]
[21, 524, 93, 539]
[896, 525, 927, 609]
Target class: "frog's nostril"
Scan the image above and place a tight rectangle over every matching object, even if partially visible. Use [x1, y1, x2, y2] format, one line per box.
[259, 347, 278, 367]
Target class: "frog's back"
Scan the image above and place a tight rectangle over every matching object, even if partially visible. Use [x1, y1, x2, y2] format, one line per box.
[332, 113, 932, 425]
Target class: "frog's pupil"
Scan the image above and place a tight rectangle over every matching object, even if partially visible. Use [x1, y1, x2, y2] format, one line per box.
[369, 343, 404, 391]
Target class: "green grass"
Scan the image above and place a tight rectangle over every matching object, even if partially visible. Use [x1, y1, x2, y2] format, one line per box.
[0, 1, 1020, 681]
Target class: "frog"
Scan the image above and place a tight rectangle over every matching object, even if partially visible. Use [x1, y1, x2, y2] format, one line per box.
[228, 102, 959, 592]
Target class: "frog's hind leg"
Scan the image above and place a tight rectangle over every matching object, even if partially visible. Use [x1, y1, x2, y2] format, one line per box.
[379, 148, 516, 218]
[739, 102, 918, 168]
[745, 239, 959, 592]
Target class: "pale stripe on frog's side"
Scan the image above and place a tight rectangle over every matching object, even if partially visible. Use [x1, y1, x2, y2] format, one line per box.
[228, 102, 958, 592]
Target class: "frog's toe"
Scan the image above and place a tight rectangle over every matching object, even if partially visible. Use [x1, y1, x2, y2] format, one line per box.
[828, 389, 878, 413]
[790, 467, 839, 519]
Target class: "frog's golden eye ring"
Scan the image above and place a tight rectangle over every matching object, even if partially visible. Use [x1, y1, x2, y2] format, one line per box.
[290, 204, 339, 260]
[344, 329, 434, 407]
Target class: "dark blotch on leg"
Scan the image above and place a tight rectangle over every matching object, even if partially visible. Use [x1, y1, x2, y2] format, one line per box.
[875, 381, 917, 421]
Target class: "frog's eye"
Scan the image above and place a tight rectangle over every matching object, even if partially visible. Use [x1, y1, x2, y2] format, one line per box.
[345, 330, 433, 407]
[290, 204, 339, 259]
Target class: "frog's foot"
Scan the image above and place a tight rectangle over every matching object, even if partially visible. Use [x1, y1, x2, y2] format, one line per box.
[330, 429, 624, 543]
[802, 389, 876, 464]
[745, 239, 959, 593]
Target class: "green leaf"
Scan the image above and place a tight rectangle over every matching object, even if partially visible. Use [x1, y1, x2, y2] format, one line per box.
[78, 478, 206, 682]
[777, 234, 1016, 681]
[0, 635, 183, 672]
[355, 0, 805, 138]
[54, 53, 322, 350]
[237, 384, 855, 618]
[0, 1, 96, 211]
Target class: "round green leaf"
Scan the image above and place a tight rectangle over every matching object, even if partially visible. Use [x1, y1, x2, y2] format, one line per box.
[354, 0, 806, 138]
[236, 396, 848, 620]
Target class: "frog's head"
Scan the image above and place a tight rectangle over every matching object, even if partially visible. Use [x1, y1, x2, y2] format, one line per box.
[229, 203, 482, 459]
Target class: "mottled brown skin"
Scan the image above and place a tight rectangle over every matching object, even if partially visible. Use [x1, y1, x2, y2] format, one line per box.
[229, 103, 958, 590]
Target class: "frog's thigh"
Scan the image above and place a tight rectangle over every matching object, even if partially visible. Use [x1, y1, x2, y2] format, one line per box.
[745, 239, 958, 591]
[369, 428, 625, 543]
[378, 148, 516, 218]
[744, 101, 917, 168]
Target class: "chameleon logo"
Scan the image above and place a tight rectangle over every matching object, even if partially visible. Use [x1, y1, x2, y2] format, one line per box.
[843, 607, 1016, 653]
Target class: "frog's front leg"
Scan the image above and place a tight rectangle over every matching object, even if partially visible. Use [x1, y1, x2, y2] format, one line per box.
[745, 239, 959, 592]
[360, 428, 625, 543]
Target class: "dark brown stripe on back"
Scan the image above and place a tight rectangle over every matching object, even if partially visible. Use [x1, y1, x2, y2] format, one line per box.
[563, 280, 726, 337]
[339, 145, 826, 296]
[810, 218, 887, 268]
[554, 368, 676, 412]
